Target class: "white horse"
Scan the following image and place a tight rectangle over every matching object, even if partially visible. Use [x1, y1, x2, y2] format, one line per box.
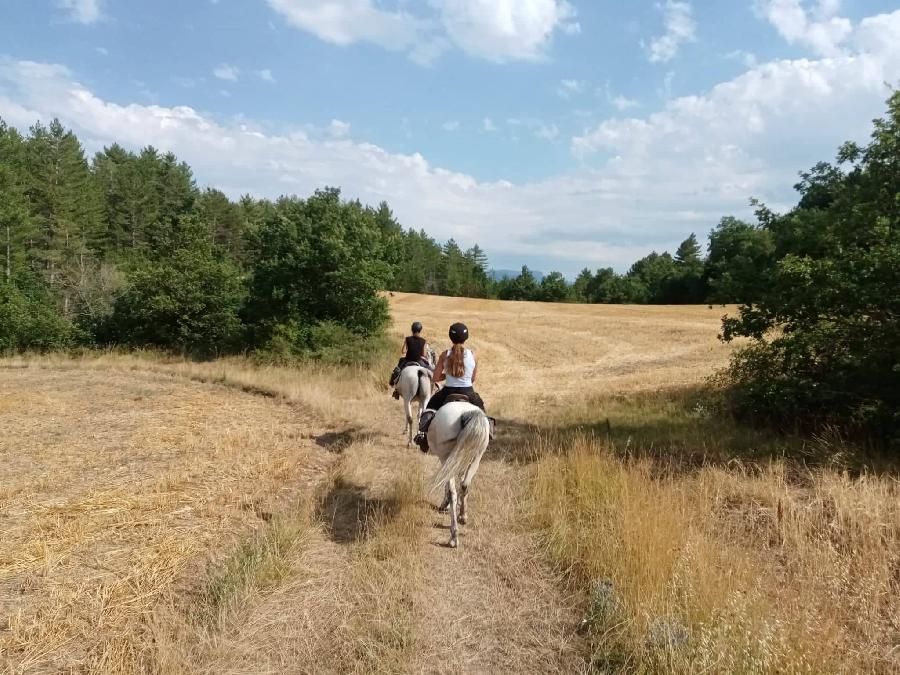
[396, 365, 433, 446]
[427, 401, 492, 548]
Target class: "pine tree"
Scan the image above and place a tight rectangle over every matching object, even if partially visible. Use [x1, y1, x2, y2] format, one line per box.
[675, 233, 702, 265]
[0, 121, 35, 283]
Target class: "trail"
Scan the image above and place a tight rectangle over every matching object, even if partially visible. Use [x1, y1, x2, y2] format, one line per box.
[173, 294, 730, 673]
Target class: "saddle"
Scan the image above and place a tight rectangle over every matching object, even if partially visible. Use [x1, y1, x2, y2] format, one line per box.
[445, 393, 471, 404]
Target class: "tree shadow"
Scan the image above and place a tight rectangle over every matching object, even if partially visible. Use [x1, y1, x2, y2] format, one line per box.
[316, 477, 401, 544]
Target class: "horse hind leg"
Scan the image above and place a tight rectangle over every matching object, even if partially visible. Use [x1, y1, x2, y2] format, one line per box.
[438, 485, 451, 513]
[447, 477, 459, 548]
[403, 398, 413, 446]
[458, 454, 484, 526]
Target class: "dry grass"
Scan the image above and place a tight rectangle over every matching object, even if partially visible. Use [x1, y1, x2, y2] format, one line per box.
[2, 292, 897, 673]
[531, 438, 900, 673]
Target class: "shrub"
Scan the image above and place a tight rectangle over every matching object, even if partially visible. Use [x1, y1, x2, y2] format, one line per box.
[0, 279, 76, 351]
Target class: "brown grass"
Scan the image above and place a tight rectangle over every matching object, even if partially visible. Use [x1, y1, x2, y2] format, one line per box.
[1, 292, 897, 673]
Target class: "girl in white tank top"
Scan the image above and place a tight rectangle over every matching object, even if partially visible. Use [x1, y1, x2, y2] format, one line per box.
[443, 348, 476, 387]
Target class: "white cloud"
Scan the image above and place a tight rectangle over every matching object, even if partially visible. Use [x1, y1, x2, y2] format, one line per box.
[756, 0, 852, 56]
[482, 117, 498, 132]
[265, 0, 430, 54]
[56, 0, 103, 25]
[647, 1, 697, 63]
[434, 0, 579, 62]
[94, 46, 109, 57]
[329, 119, 351, 137]
[213, 64, 240, 81]
[257, 68, 276, 83]
[2, 10, 898, 273]
[265, 0, 578, 65]
[534, 123, 560, 141]
[442, 120, 461, 131]
[726, 49, 759, 68]
[557, 78, 584, 98]
[611, 95, 640, 111]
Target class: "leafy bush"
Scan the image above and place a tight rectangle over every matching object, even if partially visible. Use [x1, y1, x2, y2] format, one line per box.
[0, 279, 77, 351]
[101, 217, 245, 357]
[260, 319, 391, 367]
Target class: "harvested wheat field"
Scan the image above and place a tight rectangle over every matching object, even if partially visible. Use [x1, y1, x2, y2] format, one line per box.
[2, 293, 897, 673]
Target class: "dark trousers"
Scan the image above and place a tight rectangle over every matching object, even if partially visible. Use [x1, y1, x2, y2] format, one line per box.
[426, 386, 485, 412]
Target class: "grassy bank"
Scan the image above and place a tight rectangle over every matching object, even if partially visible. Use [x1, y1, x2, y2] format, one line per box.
[527, 393, 900, 673]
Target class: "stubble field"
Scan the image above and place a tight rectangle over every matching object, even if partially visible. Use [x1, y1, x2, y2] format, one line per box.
[1, 293, 897, 673]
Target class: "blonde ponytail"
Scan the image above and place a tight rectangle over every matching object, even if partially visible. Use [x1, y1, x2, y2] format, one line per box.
[447, 343, 466, 378]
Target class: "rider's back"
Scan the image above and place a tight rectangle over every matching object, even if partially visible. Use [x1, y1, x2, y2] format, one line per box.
[444, 348, 475, 387]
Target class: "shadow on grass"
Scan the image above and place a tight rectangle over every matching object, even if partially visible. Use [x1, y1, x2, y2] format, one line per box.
[489, 388, 899, 476]
[316, 478, 402, 544]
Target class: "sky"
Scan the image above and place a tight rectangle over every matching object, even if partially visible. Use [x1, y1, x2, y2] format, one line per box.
[1, 1, 899, 276]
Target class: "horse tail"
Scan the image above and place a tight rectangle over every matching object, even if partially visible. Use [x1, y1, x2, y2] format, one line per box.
[429, 410, 490, 496]
[416, 368, 431, 399]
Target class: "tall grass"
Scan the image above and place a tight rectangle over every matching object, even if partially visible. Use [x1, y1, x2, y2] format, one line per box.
[530, 430, 900, 673]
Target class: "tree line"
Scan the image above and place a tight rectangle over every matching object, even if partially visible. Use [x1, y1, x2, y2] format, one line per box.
[1, 90, 897, 445]
[0, 117, 496, 360]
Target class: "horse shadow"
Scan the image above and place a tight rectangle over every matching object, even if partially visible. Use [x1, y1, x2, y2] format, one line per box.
[314, 428, 377, 454]
[316, 477, 402, 544]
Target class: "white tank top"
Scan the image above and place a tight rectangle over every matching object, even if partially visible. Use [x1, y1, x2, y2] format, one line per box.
[444, 348, 476, 387]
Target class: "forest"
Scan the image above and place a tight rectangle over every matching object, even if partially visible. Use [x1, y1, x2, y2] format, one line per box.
[1, 91, 898, 443]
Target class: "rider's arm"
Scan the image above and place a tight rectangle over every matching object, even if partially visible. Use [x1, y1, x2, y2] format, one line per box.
[471, 351, 478, 383]
[433, 351, 446, 383]
[400, 337, 407, 357]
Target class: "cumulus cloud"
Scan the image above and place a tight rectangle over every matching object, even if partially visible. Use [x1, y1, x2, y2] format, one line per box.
[257, 68, 276, 83]
[435, 0, 580, 62]
[534, 123, 559, 141]
[328, 119, 351, 137]
[264, 0, 427, 51]
[265, 0, 579, 65]
[56, 0, 103, 25]
[611, 95, 640, 111]
[482, 117, 498, 132]
[557, 78, 584, 98]
[2, 10, 899, 274]
[756, 0, 852, 56]
[646, 1, 697, 63]
[213, 63, 239, 81]
[442, 120, 461, 131]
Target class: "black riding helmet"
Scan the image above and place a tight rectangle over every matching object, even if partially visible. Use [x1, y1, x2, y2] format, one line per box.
[411, 321, 423, 334]
[449, 322, 469, 344]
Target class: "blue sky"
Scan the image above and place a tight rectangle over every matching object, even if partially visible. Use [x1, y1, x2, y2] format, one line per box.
[1, 1, 899, 275]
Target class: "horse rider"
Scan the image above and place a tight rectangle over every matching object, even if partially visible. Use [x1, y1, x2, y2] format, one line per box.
[390, 321, 434, 399]
[414, 322, 486, 451]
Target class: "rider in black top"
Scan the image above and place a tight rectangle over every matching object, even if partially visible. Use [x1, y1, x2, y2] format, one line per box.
[389, 322, 433, 395]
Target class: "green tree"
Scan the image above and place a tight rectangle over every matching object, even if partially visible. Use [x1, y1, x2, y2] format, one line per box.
[539, 271, 569, 302]
[705, 217, 775, 304]
[103, 216, 244, 355]
[723, 91, 900, 443]
[569, 268, 593, 302]
[498, 265, 539, 301]
[244, 188, 393, 349]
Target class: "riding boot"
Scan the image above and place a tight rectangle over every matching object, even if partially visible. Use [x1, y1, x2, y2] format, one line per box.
[388, 366, 401, 387]
[414, 410, 435, 453]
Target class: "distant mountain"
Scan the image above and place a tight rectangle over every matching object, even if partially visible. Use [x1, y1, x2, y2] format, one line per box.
[488, 268, 545, 283]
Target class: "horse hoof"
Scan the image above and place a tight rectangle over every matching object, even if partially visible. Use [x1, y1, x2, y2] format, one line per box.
[458, 515, 467, 525]
[449, 538, 458, 549]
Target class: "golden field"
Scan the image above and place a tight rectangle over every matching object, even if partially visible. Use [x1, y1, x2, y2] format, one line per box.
[1, 293, 897, 673]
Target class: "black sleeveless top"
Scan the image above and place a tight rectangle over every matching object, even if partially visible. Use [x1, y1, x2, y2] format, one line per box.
[405, 335, 426, 362]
